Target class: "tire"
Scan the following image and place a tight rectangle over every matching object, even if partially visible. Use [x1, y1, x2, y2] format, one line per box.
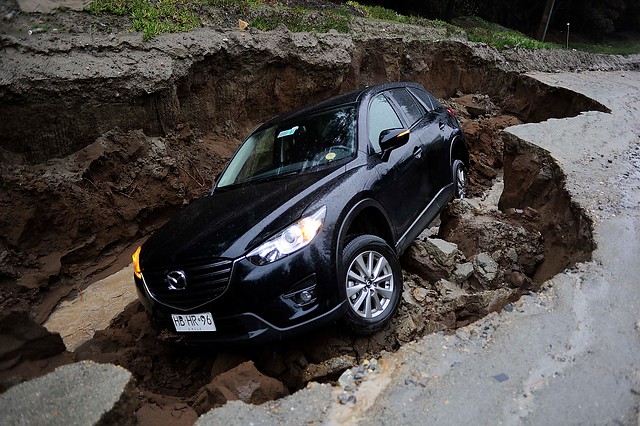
[453, 159, 466, 199]
[341, 234, 402, 334]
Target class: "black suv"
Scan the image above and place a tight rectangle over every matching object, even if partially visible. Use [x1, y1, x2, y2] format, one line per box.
[132, 82, 468, 344]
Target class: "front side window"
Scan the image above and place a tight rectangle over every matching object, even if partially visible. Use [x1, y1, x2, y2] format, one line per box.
[368, 94, 403, 152]
[217, 105, 356, 188]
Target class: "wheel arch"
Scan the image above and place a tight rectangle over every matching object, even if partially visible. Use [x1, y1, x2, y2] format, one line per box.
[450, 134, 469, 169]
[335, 198, 395, 260]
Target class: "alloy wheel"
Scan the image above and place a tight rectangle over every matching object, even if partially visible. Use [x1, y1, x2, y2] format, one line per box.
[345, 250, 395, 319]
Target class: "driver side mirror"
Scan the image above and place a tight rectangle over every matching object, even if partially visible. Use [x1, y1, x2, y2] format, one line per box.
[379, 128, 410, 158]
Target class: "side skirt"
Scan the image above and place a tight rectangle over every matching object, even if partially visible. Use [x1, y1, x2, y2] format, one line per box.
[395, 183, 455, 255]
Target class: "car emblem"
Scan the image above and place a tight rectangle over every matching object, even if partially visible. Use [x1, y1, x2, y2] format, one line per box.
[166, 270, 187, 291]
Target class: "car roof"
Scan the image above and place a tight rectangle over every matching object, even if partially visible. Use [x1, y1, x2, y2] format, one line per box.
[255, 82, 426, 132]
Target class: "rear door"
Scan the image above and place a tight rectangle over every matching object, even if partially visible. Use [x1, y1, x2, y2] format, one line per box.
[387, 88, 439, 201]
[408, 87, 451, 192]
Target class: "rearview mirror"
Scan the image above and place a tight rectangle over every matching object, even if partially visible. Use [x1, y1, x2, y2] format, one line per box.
[379, 128, 410, 152]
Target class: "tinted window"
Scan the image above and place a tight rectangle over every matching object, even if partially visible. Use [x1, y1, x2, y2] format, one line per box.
[368, 94, 403, 152]
[408, 87, 437, 112]
[218, 106, 356, 187]
[390, 88, 425, 126]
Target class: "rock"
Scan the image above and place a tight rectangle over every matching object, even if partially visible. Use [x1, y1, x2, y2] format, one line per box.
[367, 358, 378, 371]
[196, 382, 333, 425]
[338, 369, 354, 388]
[417, 225, 439, 241]
[504, 248, 518, 263]
[395, 314, 417, 343]
[423, 238, 459, 267]
[301, 355, 357, 383]
[210, 352, 248, 378]
[403, 242, 452, 282]
[505, 270, 529, 288]
[194, 361, 288, 415]
[402, 282, 422, 306]
[462, 197, 482, 211]
[523, 207, 539, 219]
[0, 311, 66, 364]
[477, 289, 516, 312]
[412, 287, 428, 302]
[493, 373, 509, 382]
[175, 123, 194, 142]
[0, 361, 136, 426]
[435, 279, 467, 302]
[473, 252, 499, 284]
[453, 262, 474, 282]
[456, 94, 488, 118]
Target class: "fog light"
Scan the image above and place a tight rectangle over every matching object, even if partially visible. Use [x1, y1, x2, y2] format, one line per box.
[299, 290, 313, 303]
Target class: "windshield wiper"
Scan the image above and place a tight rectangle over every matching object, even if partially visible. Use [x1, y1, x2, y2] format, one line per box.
[215, 170, 300, 192]
[249, 170, 300, 183]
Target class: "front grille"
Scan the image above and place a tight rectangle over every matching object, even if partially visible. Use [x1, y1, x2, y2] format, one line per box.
[143, 258, 233, 310]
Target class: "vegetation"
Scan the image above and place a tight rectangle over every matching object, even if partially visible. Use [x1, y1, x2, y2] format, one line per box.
[88, 0, 201, 40]
[346, 1, 463, 36]
[456, 17, 558, 51]
[85, 0, 639, 54]
[346, 1, 408, 23]
[250, 5, 351, 33]
[568, 39, 640, 56]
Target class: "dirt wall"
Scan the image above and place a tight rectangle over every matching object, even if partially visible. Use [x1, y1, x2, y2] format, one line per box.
[499, 132, 595, 281]
[1, 25, 633, 163]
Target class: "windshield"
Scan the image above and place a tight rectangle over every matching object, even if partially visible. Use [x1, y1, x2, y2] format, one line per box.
[217, 105, 356, 188]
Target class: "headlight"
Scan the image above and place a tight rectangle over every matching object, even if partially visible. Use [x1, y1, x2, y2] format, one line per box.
[132, 246, 142, 279]
[247, 206, 327, 266]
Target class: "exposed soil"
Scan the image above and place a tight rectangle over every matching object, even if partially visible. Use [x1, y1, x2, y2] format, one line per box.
[2, 1, 636, 423]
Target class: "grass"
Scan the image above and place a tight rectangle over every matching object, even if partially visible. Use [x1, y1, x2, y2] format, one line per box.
[250, 5, 351, 33]
[88, 0, 352, 38]
[345, 1, 463, 37]
[568, 39, 640, 55]
[86, 0, 640, 54]
[88, 0, 201, 40]
[346, 1, 408, 23]
[455, 16, 557, 51]
[455, 16, 640, 55]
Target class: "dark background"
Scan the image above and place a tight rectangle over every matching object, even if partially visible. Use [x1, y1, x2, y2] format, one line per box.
[342, 0, 640, 40]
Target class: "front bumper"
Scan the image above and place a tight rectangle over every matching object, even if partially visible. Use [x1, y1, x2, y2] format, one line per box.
[135, 246, 345, 344]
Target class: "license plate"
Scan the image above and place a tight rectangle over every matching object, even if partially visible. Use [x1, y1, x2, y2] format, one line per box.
[171, 312, 216, 332]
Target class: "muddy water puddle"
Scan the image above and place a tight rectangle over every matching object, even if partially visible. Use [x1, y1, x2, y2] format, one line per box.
[44, 267, 137, 351]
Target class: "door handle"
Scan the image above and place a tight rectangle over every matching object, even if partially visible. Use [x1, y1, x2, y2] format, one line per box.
[438, 121, 446, 131]
[413, 146, 422, 159]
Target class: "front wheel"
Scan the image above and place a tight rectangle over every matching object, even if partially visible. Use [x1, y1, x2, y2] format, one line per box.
[341, 235, 402, 334]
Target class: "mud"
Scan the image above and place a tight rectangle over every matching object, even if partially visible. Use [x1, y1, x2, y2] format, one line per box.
[1, 3, 629, 423]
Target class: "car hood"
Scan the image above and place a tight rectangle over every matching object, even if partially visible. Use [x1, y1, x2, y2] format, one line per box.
[140, 166, 353, 266]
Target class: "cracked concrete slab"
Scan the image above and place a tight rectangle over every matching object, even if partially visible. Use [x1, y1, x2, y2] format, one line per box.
[0, 360, 135, 425]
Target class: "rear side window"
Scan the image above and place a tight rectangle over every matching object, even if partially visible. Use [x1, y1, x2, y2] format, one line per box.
[408, 87, 439, 112]
[390, 88, 425, 126]
[368, 94, 402, 152]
